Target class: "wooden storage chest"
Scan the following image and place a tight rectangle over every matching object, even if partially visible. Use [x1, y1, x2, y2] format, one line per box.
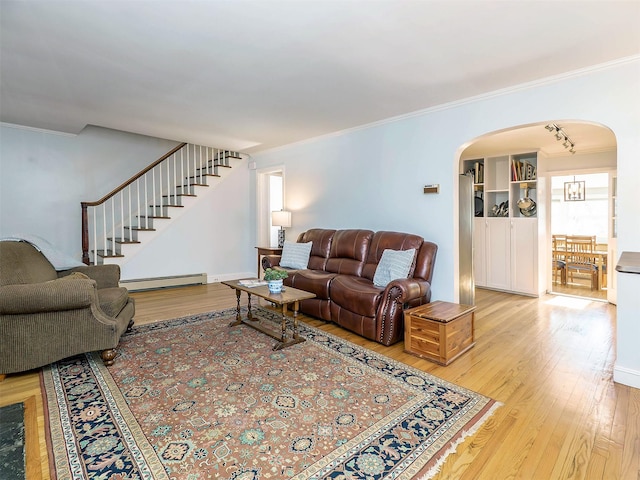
[404, 301, 476, 365]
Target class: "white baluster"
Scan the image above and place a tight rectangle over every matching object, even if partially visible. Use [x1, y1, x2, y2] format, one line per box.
[91, 206, 97, 264]
[144, 173, 148, 229]
[110, 197, 115, 256]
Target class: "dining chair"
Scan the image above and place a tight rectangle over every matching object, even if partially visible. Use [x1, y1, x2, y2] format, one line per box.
[552, 255, 567, 285]
[566, 235, 596, 253]
[552, 234, 568, 252]
[565, 251, 599, 290]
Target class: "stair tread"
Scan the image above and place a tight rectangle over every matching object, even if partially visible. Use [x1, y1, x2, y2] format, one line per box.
[137, 215, 171, 219]
[187, 175, 216, 180]
[124, 227, 156, 231]
[94, 249, 125, 258]
[107, 237, 141, 244]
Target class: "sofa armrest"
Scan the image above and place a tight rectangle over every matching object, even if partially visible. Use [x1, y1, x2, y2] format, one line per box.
[61, 264, 121, 289]
[375, 277, 432, 346]
[261, 255, 282, 270]
[0, 279, 97, 314]
[385, 277, 431, 304]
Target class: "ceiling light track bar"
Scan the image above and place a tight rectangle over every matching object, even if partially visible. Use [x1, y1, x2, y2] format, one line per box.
[545, 123, 576, 154]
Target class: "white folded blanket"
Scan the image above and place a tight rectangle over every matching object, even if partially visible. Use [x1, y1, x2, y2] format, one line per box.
[1, 234, 85, 271]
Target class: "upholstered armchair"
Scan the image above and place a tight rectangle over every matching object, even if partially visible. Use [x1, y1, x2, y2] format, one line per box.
[0, 241, 135, 375]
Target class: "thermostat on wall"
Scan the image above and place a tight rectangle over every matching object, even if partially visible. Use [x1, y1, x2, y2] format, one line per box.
[423, 184, 440, 194]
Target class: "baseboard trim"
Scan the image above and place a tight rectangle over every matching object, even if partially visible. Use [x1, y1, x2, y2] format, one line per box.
[120, 273, 207, 291]
[613, 365, 640, 389]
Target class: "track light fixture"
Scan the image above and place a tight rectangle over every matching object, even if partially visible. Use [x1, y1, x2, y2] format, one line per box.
[545, 123, 576, 154]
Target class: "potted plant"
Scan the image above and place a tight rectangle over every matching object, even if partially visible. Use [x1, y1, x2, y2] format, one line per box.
[263, 268, 288, 293]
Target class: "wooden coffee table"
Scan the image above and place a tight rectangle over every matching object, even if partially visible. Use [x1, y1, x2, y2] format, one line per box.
[222, 280, 316, 350]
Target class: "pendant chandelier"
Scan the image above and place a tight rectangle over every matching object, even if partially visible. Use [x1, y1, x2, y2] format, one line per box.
[564, 176, 585, 202]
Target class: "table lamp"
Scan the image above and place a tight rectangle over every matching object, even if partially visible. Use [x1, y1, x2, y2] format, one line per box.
[271, 210, 291, 248]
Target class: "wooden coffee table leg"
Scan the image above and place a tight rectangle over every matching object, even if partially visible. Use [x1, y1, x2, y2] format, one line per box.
[247, 292, 255, 321]
[280, 303, 288, 344]
[229, 289, 242, 326]
[292, 300, 300, 339]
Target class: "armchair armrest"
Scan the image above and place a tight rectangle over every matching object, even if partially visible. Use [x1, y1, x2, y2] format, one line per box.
[61, 264, 121, 289]
[0, 279, 97, 314]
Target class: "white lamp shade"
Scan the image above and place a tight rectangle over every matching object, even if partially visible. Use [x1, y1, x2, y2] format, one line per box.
[271, 210, 291, 228]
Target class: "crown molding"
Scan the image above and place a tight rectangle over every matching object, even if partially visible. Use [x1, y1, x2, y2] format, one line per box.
[0, 122, 77, 137]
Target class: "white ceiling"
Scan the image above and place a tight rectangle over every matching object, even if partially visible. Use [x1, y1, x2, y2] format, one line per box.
[1, 1, 638, 154]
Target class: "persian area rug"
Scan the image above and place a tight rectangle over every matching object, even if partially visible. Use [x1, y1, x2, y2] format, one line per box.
[42, 307, 499, 479]
[0, 401, 26, 479]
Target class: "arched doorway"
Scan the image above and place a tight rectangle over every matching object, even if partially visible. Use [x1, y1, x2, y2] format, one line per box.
[457, 121, 617, 304]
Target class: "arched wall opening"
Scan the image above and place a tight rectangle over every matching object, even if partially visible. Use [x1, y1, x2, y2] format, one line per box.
[454, 120, 617, 305]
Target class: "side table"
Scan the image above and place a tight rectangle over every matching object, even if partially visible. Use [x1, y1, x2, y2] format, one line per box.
[404, 301, 476, 365]
[255, 246, 282, 278]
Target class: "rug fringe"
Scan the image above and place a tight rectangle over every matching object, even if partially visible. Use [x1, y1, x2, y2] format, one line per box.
[417, 401, 503, 480]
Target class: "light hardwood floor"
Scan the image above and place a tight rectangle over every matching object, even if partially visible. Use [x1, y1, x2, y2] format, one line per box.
[1, 284, 637, 479]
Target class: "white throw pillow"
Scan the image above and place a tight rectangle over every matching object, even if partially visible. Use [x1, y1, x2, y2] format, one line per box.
[279, 241, 312, 269]
[373, 248, 416, 287]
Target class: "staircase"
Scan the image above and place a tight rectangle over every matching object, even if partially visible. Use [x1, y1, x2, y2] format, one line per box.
[81, 143, 244, 265]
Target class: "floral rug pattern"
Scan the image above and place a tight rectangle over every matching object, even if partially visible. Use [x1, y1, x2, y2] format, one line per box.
[42, 307, 498, 479]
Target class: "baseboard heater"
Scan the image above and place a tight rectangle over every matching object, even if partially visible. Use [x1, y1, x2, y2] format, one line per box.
[120, 273, 207, 291]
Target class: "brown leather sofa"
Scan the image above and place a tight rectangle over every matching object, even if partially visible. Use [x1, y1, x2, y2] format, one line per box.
[0, 241, 135, 374]
[262, 229, 437, 345]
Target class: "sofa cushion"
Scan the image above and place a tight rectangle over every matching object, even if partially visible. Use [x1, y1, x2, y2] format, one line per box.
[288, 270, 337, 300]
[325, 230, 373, 276]
[362, 231, 424, 280]
[297, 229, 336, 271]
[0, 241, 57, 286]
[280, 241, 312, 269]
[373, 248, 416, 287]
[329, 275, 383, 318]
[98, 287, 130, 318]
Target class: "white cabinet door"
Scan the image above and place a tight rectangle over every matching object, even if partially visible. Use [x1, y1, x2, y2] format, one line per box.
[473, 218, 487, 287]
[485, 218, 511, 290]
[510, 218, 538, 295]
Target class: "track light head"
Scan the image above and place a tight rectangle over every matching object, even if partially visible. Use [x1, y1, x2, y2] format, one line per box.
[545, 122, 576, 154]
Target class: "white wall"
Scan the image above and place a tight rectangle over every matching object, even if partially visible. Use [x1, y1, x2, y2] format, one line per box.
[118, 163, 254, 282]
[542, 150, 616, 174]
[250, 58, 640, 388]
[0, 125, 179, 256]
[0, 124, 255, 281]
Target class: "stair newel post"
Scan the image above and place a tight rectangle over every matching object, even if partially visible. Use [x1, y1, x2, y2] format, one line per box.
[81, 202, 90, 265]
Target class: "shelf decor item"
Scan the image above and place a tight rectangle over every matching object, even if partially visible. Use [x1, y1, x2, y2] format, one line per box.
[263, 268, 288, 293]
